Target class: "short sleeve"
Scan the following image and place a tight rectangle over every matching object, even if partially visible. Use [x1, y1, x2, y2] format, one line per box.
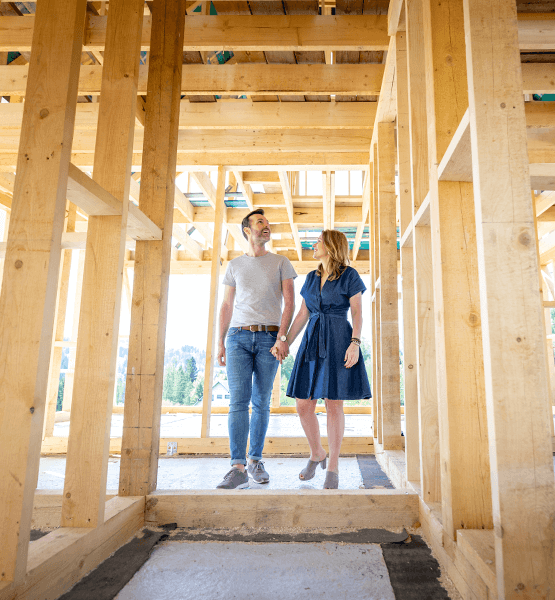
[280, 257, 298, 281]
[346, 267, 366, 298]
[299, 272, 311, 300]
[222, 263, 236, 287]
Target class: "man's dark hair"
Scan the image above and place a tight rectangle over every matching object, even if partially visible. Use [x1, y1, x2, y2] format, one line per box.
[241, 209, 265, 240]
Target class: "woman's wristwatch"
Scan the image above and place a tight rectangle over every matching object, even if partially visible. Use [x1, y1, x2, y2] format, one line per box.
[351, 337, 361, 346]
[280, 335, 288, 342]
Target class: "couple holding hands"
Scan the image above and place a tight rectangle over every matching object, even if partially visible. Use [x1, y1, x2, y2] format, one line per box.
[216, 209, 371, 490]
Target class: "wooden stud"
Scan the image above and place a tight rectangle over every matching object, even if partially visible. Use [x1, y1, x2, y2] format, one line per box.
[278, 171, 303, 261]
[463, 0, 555, 594]
[43, 203, 77, 438]
[413, 224, 441, 504]
[370, 154, 382, 444]
[406, 0, 441, 505]
[396, 31, 420, 482]
[377, 123, 402, 450]
[406, 0, 429, 213]
[62, 249, 85, 412]
[0, 0, 87, 582]
[119, 0, 186, 497]
[423, 0, 492, 540]
[61, 0, 144, 529]
[200, 166, 226, 439]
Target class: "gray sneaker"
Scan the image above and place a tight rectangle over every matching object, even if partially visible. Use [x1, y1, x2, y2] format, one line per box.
[216, 468, 249, 489]
[247, 460, 270, 484]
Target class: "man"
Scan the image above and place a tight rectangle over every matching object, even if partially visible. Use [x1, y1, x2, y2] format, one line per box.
[216, 209, 297, 489]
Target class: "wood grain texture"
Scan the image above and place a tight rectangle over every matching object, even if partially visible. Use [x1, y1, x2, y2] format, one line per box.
[0, 63, 386, 96]
[145, 489, 419, 529]
[62, 0, 144, 529]
[413, 226, 441, 504]
[200, 167, 226, 438]
[0, 497, 144, 600]
[377, 123, 402, 450]
[422, 0, 492, 540]
[119, 0, 186, 497]
[463, 0, 555, 596]
[43, 204, 76, 438]
[42, 435, 375, 455]
[0, 0, 87, 582]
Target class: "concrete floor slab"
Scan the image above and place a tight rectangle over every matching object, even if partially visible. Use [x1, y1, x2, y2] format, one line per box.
[36, 456, 365, 490]
[114, 541, 396, 600]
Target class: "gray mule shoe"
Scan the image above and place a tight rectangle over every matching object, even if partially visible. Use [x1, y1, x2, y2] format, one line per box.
[323, 471, 339, 489]
[299, 456, 327, 480]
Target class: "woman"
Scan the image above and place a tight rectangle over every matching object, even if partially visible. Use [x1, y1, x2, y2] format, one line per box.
[281, 229, 371, 489]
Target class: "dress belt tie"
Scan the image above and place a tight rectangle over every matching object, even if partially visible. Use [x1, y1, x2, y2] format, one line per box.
[305, 311, 348, 361]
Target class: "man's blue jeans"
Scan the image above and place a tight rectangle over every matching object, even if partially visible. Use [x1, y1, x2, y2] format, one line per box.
[225, 328, 280, 466]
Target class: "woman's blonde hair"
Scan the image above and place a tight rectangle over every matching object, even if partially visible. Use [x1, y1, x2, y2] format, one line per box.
[316, 229, 350, 281]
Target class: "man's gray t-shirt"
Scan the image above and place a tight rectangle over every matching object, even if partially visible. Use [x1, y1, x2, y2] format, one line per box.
[223, 253, 297, 327]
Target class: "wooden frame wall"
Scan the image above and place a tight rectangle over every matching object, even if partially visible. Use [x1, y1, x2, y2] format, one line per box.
[0, 1, 554, 598]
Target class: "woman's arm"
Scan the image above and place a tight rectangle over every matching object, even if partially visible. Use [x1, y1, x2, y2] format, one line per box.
[286, 299, 310, 345]
[345, 292, 363, 368]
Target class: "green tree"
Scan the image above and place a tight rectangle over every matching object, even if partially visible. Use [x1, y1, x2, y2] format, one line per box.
[184, 356, 198, 383]
[173, 364, 188, 405]
[116, 376, 125, 405]
[56, 374, 65, 411]
[281, 354, 295, 380]
[192, 377, 204, 404]
[163, 361, 177, 403]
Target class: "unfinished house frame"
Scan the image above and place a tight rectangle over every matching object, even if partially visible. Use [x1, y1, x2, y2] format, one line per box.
[0, 0, 554, 598]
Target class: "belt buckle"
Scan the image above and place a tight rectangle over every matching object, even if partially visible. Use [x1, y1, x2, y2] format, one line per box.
[249, 325, 257, 332]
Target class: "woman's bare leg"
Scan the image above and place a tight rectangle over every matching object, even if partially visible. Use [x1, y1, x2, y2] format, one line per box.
[296, 398, 326, 461]
[325, 399, 344, 473]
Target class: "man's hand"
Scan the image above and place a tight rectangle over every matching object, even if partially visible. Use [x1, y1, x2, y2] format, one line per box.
[217, 341, 226, 366]
[270, 340, 289, 364]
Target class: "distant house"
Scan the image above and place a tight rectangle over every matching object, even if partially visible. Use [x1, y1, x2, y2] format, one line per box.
[195, 380, 230, 407]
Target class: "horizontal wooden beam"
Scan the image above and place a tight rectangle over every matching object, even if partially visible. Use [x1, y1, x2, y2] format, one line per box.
[128, 258, 372, 275]
[144, 489, 419, 529]
[9, 129, 370, 155]
[0, 101, 377, 130]
[0, 64, 386, 96]
[42, 435, 375, 456]
[2, 14, 553, 51]
[0, 153, 370, 171]
[66, 164, 162, 240]
[439, 108, 555, 189]
[193, 205, 363, 225]
[0, 15, 389, 52]
[0, 497, 143, 600]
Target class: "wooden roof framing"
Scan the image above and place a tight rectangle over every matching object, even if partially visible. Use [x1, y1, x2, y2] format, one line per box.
[0, 1, 555, 598]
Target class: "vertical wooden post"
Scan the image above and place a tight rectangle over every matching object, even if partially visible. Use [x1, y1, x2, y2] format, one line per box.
[463, 0, 555, 595]
[119, 0, 186, 497]
[62, 0, 144, 529]
[406, 0, 441, 504]
[62, 249, 85, 412]
[44, 203, 77, 437]
[396, 31, 420, 482]
[377, 122, 402, 450]
[422, 0, 492, 539]
[370, 154, 382, 444]
[201, 167, 226, 438]
[0, 0, 87, 581]
[405, 0, 429, 212]
[271, 364, 281, 408]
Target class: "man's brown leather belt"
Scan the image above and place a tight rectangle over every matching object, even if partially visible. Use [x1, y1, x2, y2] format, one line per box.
[239, 325, 280, 332]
